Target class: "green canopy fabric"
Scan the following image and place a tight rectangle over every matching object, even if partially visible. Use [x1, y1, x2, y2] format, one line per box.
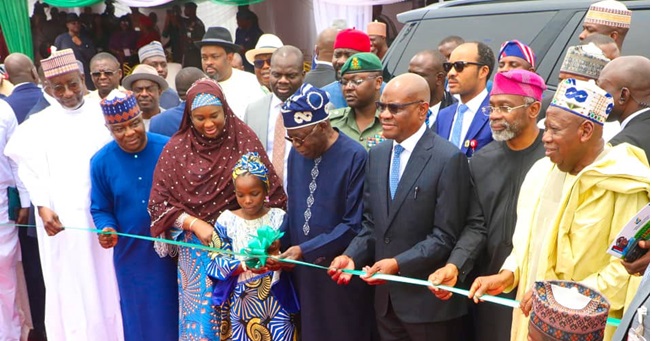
[43, 0, 103, 7]
[0, 0, 34, 59]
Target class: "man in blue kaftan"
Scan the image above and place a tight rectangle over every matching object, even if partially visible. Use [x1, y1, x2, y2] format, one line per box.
[90, 90, 178, 341]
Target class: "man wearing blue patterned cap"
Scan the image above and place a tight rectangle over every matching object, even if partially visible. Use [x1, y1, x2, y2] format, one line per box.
[469, 78, 650, 341]
[272, 83, 377, 341]
[497, 40, 536, 73]
[90, 89, 178, 340]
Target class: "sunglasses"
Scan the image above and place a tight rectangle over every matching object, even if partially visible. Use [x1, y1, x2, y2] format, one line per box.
[253, 58, 272, 69]
[443, 61, 486, 73]
[375, 100, 424, 115]
[91, 70, 116, 78]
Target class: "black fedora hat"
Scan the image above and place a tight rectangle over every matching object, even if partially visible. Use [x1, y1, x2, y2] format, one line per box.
[195, 27, 242, 53]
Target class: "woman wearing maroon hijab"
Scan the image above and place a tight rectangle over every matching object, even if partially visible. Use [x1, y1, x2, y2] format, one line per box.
[149, 78, 286, 340]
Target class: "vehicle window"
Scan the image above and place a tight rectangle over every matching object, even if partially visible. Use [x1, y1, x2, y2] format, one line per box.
[549, 8, 650, 88]
[385, 11, 556, 78]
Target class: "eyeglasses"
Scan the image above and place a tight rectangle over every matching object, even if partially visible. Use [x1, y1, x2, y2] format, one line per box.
[481, 103, 530, 116]
[51, 81, 82, 97]
[253, 58, 272, 69]
[285, 124, 319, 145]
[338, 75, 378, 88]
[375, 100, 424, 115]
[443, 61, 486, 73]
[91, 70, 116, 78]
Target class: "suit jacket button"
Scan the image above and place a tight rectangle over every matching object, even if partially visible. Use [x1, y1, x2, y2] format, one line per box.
[384, 238, 390, 244]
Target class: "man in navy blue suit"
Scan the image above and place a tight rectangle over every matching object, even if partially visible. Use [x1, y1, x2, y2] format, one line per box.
[3, 53, 43, 124]
[435, 42, 495, 157]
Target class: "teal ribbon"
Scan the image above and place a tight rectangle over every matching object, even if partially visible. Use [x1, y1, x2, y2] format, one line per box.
[5, 223, 621, 327]
[240, 225, 283, 269]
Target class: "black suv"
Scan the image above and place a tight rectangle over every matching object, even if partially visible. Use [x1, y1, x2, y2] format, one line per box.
[384, 0, 650, 92]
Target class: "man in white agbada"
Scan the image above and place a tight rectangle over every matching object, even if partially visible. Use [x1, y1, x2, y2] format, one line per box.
[0, 100, 30, 341]
[4, 48, 123, 341]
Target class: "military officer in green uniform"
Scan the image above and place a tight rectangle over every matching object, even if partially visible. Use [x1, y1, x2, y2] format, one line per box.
[329, 52, 385, 151]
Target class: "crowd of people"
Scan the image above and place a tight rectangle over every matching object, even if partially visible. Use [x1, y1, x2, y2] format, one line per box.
[0, 0, 650, 340]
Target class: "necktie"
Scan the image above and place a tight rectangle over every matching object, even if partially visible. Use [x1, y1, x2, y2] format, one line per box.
[389, 144, 405, 200]
[272, 112, 286, 181]
[449, 103, 468, 147]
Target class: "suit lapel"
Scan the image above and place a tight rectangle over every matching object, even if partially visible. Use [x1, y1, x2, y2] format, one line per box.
[376, 142, 392, 220]
[439, 104, 456, 139]
[461, 94, 490, 154]
[260, 94, 273, 145]
[386, 131, 434, 228]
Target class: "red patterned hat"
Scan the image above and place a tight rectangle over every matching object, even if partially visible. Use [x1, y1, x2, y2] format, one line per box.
[529, 280, 610, 341]
[333, 28, 371, 53]
[41, 48, 79, 79]
[100, 89, 141, 125]
[585, 0, 632, 29]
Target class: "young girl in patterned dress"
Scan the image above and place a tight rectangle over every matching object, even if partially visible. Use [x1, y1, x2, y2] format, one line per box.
[207, 152, 298, 341]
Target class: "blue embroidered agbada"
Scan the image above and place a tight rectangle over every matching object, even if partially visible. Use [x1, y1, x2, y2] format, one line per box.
[284, 132, 376, 341]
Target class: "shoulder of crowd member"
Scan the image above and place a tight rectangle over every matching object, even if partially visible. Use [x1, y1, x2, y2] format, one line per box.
[328, 106, 350, 121]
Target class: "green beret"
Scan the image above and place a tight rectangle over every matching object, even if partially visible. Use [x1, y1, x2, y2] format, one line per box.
[340, 52, 383, 75]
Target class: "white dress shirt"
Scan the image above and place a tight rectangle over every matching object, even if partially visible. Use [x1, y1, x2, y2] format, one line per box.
[391, 123, 427, 180]
[266, 95, 291, 189]
[448, 89, 488, 142]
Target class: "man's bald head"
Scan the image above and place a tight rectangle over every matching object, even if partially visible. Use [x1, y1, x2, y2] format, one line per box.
[4, 53, 38, 85]
[175, 67, 207, 101]
[315, 27, 338, 62]
[272, 45, 304, 69]
[597, 56, 650, 122]
[379, 73, 431, 143]
[408, 50, 447, 106]
[386, 73, 431, 103]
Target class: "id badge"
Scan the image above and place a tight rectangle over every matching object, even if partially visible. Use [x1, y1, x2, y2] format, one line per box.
[628, 328, 646, 341]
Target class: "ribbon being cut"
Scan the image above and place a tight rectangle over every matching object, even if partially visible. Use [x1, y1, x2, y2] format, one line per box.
[6, 222, 622, 328]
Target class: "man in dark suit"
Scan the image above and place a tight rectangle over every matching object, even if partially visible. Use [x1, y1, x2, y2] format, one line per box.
[435, 42, 495, 157]
[3, 52, 48, 341]
[408, 49, 456, 128]
[244, 46, 305, 188]
[597, 55, 650, 161]
[3, 53, 42, 124]
[330, 73, 471, 340]
[304, 27, 337, 88]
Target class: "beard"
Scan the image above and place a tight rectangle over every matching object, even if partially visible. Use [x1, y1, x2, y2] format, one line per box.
[491, 118, 521, 141]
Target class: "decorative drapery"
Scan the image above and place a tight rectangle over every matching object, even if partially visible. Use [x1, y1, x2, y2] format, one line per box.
[0, 0, 34, 59]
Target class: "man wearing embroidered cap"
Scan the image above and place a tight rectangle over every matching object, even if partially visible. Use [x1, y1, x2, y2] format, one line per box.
[497, 40, 536, 73]
[138, 41, 180, 109]
[430, 69, 546, 341]
[122, 64, 168, 129]
[579, 0, 632, 50]
[559, 43, 610, 82]
[197, 26, 265, 120]
[529, 280, 610, 340]
[321, 28, 375, 109]
[4, 48, 122, 340]
[91, 89, 178, 340]
[330, 52, 384, 150]
[368, 21, 389, 60]
[469, 78, 649, 341]
[537, 43, 621, 142]
[245, 33, 283, 94]
[272, 83, 376, 341]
